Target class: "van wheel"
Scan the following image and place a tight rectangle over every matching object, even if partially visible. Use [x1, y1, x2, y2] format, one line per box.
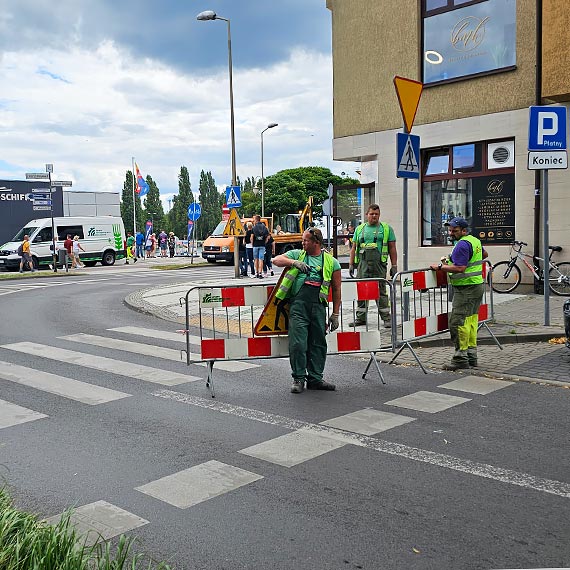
[101, 251, 116, 266]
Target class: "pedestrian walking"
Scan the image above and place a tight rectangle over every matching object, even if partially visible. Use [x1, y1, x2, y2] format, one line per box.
[245, 222, 255, 276]
[273, 227, 342, 393]
[135, 230, 145, 259]
[158, 230, 168, 257]
[239, 234, 248, 276]
[348, 204, 397, 328]
[430, 217, 488, 370]
[150, 233, 157, 257]
[263, 232, 275, 277]
[18, 235, 36, 273]
[145, 235, 153, 258]
[168, 232, 176, 258]
[63, 234, 74, 269]
[252, 215, 269, 278]
[72, 235, 85, 268]
[125, 232, 136, 264]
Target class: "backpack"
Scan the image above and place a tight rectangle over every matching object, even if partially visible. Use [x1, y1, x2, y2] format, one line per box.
[17, 243, 23, 256]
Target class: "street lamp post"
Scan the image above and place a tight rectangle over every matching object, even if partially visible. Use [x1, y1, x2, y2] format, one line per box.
[260, 123, 278, 218]
[197, 10, 237, 187]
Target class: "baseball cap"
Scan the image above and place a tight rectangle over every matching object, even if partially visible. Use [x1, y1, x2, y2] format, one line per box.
[445, 217, 468, 228]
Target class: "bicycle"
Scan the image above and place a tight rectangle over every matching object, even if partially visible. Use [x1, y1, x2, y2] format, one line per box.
[490, 240, 570, 295]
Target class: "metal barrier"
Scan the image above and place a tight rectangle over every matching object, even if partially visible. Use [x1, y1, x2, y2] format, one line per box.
[181, 278, 395, 397]
[389, 260, 501, 373]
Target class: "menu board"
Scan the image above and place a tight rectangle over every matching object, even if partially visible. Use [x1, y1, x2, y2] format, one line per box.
[471, 174, 515, 244]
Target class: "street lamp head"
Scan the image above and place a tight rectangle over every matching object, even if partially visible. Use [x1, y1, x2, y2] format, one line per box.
[196, 10, 217, 21]
[268, 123, 278, 129]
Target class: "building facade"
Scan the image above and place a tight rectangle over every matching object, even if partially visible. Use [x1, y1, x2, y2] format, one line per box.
[326, 0, 570, 275]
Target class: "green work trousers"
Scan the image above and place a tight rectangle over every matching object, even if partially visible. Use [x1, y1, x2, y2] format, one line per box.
[288, 284, 327, 384]
[356, 248, 390, 322]
[449, 283, 484, 364]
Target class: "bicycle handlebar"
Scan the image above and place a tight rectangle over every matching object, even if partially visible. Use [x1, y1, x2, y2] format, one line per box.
[512, 240, 528, 247]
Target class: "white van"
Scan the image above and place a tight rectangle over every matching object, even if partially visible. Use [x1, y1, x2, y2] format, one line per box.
[0, 216, 126, 271]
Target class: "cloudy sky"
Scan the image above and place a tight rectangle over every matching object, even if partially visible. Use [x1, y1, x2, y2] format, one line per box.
[0, 1, 349, 206]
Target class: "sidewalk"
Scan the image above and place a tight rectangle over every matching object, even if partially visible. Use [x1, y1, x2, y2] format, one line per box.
[126, 278, 570, 386]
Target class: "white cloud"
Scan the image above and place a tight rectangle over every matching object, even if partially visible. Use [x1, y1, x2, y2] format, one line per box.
[0, 41, 343, 208]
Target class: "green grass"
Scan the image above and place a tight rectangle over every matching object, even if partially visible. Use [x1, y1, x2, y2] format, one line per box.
[0, 488, 171, 569]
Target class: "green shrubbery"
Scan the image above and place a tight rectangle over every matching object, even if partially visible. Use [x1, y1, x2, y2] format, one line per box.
[0, 488, 171, 569]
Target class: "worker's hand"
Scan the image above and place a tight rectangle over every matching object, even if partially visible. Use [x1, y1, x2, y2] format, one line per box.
[348, 264, 355, 278]
[328, 313, 339, 332]
[389, 266, 398, 278]
[292, 260, 309, 274]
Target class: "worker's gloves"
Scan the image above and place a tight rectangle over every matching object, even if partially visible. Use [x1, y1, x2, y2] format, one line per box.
[389, 266, 398, 278]
[348, 264, 355, 278]
[328, 313, 339, 332]
[292, 260, 309, 274]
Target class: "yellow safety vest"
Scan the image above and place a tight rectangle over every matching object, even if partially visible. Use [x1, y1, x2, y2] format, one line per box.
[353, 222, 390, 264]
[448, 235, 484, 285]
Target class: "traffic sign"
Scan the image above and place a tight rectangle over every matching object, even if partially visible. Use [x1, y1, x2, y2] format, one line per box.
[225, 185, 241, 208]
[33, 205, 51, 211]
[223, 208, 245, 236]
[32, 199, 52, 206]
[46, 164, 53, 173]
[396, 132, 420, 179]
[51, 180, 72, 187]
[27, 193, 49, 200]
[393, 76, 423, 133]
[26, 173, 49, 180]
[528, 106, 567, 151]
[327, 183, 333, 199]
[528, 151, 568, 170]
[187, 202, 201, 221]
[254, 273, 289, 336]
[31, 188, 51, 193]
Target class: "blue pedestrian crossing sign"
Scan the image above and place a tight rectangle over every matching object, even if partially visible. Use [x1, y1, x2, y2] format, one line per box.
[187, 202, 201, 221]
[226, 185, 241, 208]
[397, 133, 420, 179]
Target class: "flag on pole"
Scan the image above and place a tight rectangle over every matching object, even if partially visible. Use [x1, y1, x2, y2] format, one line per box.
[135, 163, 150, 196]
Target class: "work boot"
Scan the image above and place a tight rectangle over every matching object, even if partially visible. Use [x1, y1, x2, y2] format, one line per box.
[442, 361, 470, 371]
[291, 379, 305, 394]
[306, 380, 336, 391]
[468, 360, 478, 367]
[348, 320, 366, 327]
[382, 319, 392, 329]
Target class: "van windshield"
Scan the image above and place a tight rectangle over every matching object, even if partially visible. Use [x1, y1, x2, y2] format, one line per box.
[12, 226, 38, 241]
[211, 221, 227, 236]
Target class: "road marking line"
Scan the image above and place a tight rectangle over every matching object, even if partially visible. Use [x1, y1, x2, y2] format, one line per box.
[321, 408, 416, 435]
[385, 390, 471, 413]
[1, 342, 199, 386]
[239, 428, 349, 467]
[0, 361, 131, 404]
[438, 376, 515, 395]
[152, 389, 570, 499]
[109, 326, 203, 345]
[62, 333, 259, 373]
[135, 460, 263, 508]
[45, 501, 148, 546]
[0, 398, 48, 429]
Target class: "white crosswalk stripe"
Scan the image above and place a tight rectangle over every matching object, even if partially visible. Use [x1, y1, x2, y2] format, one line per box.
[0, 361, 131, 404]
[1, 342, 198, 386]
[62, 332, 259, 373]
[0, 398, 47, 428]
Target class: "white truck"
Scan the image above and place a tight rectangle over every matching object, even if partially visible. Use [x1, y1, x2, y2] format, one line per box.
[0, 216, 126, 271]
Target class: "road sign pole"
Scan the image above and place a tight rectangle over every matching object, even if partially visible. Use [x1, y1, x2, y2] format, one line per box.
[542, 169, 550, 326]
[48, 168, 57, 273]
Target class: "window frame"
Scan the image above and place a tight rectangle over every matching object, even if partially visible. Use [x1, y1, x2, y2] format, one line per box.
[422, 0, 488, 18]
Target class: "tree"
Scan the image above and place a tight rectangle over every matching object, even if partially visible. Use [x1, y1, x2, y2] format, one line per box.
[168, 166, 194, 238]
[197, 170, 223, 240]
[119, 170, 144, 234]
[239, 176, 260, 217]
[143, 175, 165, 232]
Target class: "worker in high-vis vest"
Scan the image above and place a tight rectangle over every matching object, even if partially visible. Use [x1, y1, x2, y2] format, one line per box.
[348, 204, 398, 328]
[430, 217, 488, 370]
[273, 227, 342, 394]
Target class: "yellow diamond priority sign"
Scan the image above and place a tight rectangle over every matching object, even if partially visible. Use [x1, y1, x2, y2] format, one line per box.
[393, 76, 423, 134]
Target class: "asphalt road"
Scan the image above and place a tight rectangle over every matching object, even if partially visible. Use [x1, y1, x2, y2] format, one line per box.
[0, 263, 569, 570]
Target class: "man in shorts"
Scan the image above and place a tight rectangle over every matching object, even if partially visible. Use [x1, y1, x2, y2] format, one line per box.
[251, 215, 269, 278]
[19, 235, 36, 273]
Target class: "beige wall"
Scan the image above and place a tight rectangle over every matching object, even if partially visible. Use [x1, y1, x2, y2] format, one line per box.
[542, 0, 570, 102]
[327, 0, 538, 141]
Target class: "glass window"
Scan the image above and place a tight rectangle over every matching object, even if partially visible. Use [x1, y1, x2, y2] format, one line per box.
[11, 226, 38, 241]
[425, 0, 449, 10]
[57, 226, 84, 240]
[452, 143, 483, 173]
[423, 0, 517, 84]
[425, 150, 450, 175]
[34, 227, 53, 243]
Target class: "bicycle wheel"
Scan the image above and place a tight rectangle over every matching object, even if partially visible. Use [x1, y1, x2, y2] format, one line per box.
[549, 262, 570, 296]
[490, 261, 521, 293]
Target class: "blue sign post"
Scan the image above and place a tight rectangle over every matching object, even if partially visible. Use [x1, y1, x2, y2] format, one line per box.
[225, 186, 241, 208]
[396, 133, 420, 179]
[187, 203, 201, 221]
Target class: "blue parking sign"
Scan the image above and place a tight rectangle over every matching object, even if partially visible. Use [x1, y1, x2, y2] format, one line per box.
[528, 106, 567, 151]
